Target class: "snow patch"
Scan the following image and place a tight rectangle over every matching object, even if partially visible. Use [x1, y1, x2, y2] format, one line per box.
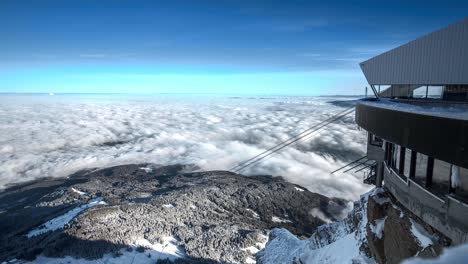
[271, 216, 292, 223]
[140, 167, 153, 173]
[372, 195, 391, 205]
[242, 233, 269, 255]
[241, 233, 269, 264]
[23, 236, 186, 264]
[246, 209, 260, 219]
[245, 256, 256, 264]
[302, 232, 368, 264]
[27, 198, 107, 238]
[369, 216, 387, 239]
[409, 219, 434, 249]
[71, 187, 87, 196]
[256, 234, 269, 250]
[294, 186, 305, 192]
[133, 236, 185, 259]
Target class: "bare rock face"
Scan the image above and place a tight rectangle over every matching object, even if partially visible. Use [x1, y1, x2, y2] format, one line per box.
[0, 164, 343, 263]
[366, 190, 449, 264]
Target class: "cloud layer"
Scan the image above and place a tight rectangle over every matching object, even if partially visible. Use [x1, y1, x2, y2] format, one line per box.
[0, 95, 370, 200]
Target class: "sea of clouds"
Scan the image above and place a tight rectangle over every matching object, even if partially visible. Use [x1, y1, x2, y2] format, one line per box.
[0, 94, 370, 200]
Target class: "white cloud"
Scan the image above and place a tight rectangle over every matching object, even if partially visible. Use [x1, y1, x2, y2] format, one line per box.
[79, 53, 107, 58]
[0, 95, 370, 200]
[275, 19, 329, 32]
[302, 53, 321, 57]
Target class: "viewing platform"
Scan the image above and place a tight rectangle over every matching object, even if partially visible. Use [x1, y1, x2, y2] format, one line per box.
[356, 98, 468, 169]
[356, 98, 468, 244]
[355, 17, 468, 244]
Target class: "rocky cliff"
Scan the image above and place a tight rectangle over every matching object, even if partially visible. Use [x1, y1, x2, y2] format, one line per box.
[258, 188, 450, 264]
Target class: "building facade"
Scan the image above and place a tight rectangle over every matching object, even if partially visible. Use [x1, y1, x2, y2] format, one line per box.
[356, 18, 468, 244]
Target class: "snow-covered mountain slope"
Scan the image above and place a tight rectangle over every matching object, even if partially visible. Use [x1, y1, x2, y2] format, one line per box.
[258, 188, 375, 264]
[0, 164, 347, 264]
[258, 188, 453, 264]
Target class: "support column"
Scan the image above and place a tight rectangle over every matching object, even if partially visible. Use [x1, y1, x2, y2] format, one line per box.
[399, 147, 406, 175]
[409, 151, 416, 179]
[376, 161, 384, 188]
[426, 157, 434, 188]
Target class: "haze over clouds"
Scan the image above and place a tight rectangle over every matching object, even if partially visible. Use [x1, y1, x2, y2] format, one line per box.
[0, 95, 369, 200]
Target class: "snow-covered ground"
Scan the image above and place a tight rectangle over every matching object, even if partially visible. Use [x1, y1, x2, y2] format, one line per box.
[369, 216, 387, 239]
[409, 219, 435, 249]
[258, 189, 375, 263]
[27, 198, 107, 238]
[271, 216, 293, 223]
[22, 236, 186, 264]
[71, 187, 87, 196]
[241, 233, 269, 264]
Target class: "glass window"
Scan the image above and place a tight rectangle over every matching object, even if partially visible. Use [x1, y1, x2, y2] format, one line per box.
[385, 142, 392, 165]
[413, 86, 427, 98]
[460, 168, 468, 192]
[433, 159, 450, 185]
[378, 85, 391, 97]
[427, 86, 444, 99]
[393, 145, 400, 171]
[415, 153, 428, 184]
[454, 167, 468, 202]
[403, 148, 412, 177]
[369, 134, 383, 147]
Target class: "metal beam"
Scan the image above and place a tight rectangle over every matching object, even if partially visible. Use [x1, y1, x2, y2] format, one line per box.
[370, 84, 380, 99]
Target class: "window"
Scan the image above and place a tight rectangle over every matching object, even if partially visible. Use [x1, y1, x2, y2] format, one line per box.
[403, 148, 412, 177]
[415, 153, 428, 184]
[393, 145, 400, 171]
[433, 159, 450, 185]
[413, 86, 427, 98]
[427, 86, 444, 99]
[369, 134, 383, 147]
[411, 86, 444, 99]
[385, 142, 392, 164]
[451, 167, 468, 201]
[456, 168, 468, 199]
[444, 85, 468, 101]
[378, 85, 391, 96]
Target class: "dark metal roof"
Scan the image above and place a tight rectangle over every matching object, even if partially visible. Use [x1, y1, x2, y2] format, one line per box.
[360, 18, 468, 85]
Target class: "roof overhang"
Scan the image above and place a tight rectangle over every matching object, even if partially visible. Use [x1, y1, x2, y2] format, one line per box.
[360, 18, 468, 86]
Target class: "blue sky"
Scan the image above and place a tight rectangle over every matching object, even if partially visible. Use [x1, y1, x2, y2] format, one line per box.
[1, 0, 467, 95]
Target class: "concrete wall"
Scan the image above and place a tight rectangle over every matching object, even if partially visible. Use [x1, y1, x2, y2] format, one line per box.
[383, 164, 468, 244]
[367, 144, 384, 162]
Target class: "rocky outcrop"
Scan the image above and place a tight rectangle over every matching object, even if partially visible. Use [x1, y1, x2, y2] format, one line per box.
[258, 188, 450, 264]
[257, 189, 373, 263]
[0, 164, 344, 263]
[366, 189, 449, 264]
